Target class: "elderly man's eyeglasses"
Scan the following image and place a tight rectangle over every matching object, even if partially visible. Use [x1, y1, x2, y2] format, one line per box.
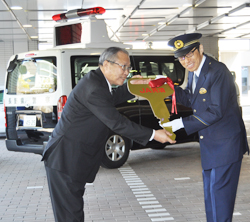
[178, 46, 199, 61]
[107, 60, 132, 72]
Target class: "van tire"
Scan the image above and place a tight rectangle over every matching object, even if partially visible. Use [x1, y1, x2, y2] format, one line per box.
[101, 133, 131, 169]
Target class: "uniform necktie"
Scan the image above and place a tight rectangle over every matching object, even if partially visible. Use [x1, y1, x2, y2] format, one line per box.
[192, 73, 198, 93]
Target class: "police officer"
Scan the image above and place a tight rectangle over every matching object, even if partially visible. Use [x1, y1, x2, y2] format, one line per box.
[164, 33, 249, 222]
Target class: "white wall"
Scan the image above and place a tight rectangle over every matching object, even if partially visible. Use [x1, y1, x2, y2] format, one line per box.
[201, 37, 219, 60]
[0, 40, 38, 86]
[219, 39, 250, 106]
[0, 41, 14, 86]
[219, 52, 241, 86]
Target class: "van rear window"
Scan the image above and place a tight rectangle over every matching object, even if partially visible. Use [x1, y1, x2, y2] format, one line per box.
[6, 57, 57, 95]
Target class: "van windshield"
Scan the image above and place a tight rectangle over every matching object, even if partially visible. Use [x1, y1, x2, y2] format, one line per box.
[6, 57, 57, 95]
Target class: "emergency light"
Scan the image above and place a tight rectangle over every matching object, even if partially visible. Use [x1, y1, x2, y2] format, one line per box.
[52, 7, 106, 21]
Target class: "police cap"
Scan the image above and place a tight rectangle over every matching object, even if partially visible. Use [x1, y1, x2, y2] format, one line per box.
[168, 33, 202, 58]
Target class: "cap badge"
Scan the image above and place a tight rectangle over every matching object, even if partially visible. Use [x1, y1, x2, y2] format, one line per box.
[199, 88, 207, 94]
[174, 40, 184, 49]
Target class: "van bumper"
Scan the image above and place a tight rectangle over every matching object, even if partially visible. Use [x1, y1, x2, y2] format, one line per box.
[5, 139, 47, 155]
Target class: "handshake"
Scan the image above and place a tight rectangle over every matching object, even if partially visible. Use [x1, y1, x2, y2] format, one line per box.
[160, 117, 184, 132]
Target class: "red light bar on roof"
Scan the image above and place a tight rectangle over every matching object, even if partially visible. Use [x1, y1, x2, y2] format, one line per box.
[52, 7, 106, 21]
[25, 53, 36, 57]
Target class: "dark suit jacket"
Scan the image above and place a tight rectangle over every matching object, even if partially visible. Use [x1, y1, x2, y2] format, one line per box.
[175, 55, 249, 170]
[42, 68, 152, 183]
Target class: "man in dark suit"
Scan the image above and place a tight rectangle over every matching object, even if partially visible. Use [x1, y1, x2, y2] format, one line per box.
[42, 47, 175, 222]
[164, 33, 249, 222]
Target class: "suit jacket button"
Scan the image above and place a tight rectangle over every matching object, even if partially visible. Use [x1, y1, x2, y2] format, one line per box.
[200, 135, 204, 139]
[203, 99, 206, 102]
[194, 109, 196, 112]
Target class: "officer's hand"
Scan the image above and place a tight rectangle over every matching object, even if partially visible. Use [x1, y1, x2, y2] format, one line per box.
[154, 129, 176, 144]
[160, 118, 184, 132]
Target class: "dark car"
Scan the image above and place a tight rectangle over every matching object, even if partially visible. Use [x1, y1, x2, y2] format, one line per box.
[101, 55, 199, 168]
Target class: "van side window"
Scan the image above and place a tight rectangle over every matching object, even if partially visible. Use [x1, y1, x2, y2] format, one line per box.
[71, 55, 185, 87]
[6, 57, 57, 95]
[71, 56, 99, 87]
[0, 90, 3, 104]
[139, 61, 158, 77]
[131, 56, 185, 85]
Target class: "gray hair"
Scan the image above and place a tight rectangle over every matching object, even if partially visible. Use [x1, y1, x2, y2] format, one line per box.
[99, 47, 129, 65]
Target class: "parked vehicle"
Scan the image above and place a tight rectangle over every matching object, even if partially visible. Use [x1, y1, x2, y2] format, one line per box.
[4, 12, 198, 168]
[0, 86, 5, 136]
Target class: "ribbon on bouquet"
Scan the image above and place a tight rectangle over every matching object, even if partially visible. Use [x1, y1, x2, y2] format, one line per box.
[149, 77, 177, 114]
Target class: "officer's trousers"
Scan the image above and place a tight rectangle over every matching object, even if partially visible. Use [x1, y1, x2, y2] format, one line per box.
[202, 159, 242, 222]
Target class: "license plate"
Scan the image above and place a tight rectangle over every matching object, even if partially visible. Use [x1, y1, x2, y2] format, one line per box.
[23, 115, 36, 127]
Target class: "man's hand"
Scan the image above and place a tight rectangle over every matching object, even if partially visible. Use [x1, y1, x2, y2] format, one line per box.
[131, 75, 143, 79]
[160, 118, 184, 132]
[154, 129, 176, 144]
[130, 77, 151, 85]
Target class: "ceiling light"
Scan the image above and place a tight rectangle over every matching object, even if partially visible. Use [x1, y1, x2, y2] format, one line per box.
[210, 13, 227, 24]
[220, 27, 236, 33]
[183, 4, 192, 7]
[150, 30, 157, 36]
[158, 22, 165, 25]
[142, 34, 149, 36]
[179, 7, 192, 16]
[167, 15, 179, 24]
[236, 21, 250, 28]
[228, 3, 250, 15]
[11, 6, 23, 10]
[151, 41, 172, 50]
[158, 23, 166, 31]
[31, 36, 39, 39]
[124, 42, 147, 49]
[194, 0, 206, 7]
[197, 21, 209, 30]
[143, 35, 149, 41]
[23, 24, 32, 28]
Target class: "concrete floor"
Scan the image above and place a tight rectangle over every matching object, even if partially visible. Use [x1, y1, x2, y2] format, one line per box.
[0, 106, 249, 222]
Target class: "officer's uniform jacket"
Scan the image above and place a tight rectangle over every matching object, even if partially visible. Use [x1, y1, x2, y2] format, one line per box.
[175, 55, 249, 170]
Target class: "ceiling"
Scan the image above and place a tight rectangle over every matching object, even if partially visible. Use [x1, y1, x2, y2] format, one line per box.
[1, 0, 250, 46]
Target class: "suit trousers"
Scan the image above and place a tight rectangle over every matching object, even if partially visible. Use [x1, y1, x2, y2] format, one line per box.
[202, 159, 242, 222]
[45, 164, 86, 222]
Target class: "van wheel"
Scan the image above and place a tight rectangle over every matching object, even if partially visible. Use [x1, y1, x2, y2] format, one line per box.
[101, 133, 131, 169]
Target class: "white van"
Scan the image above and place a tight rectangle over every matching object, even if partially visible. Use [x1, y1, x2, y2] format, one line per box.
[0, 86, 5, 136]
[4, 12, 196, 168]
